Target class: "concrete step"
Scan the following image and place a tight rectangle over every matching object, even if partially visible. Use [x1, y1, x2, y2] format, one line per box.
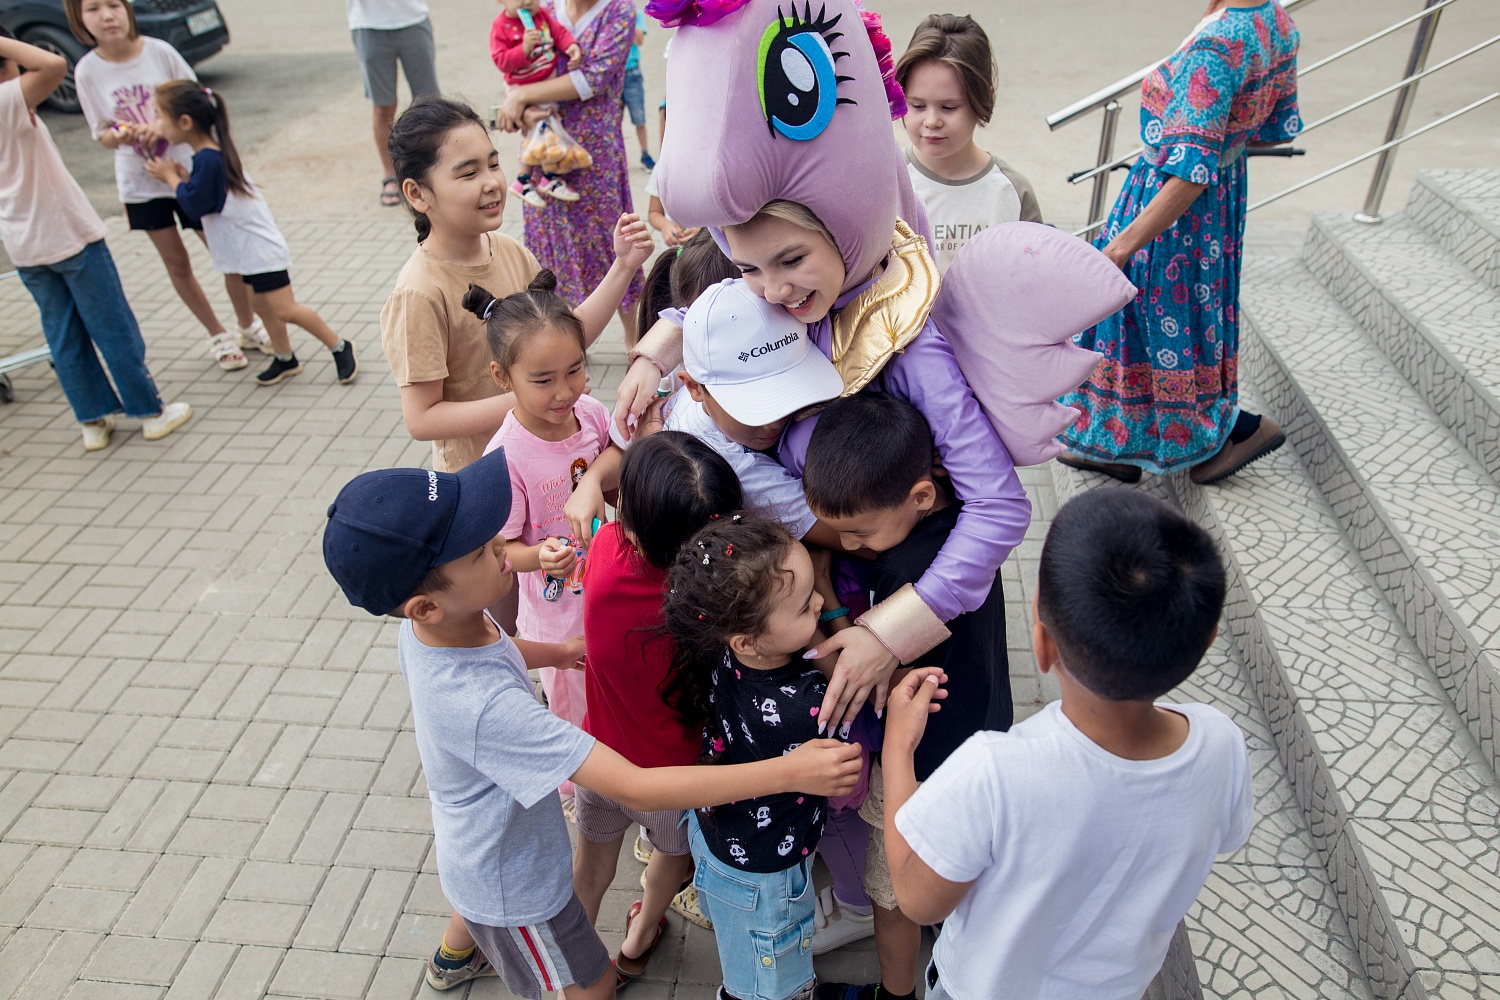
[1303, 211, 1500, 478]
[1163, 389, 1500, 999]
[1050, 470, 1375, 1000]
[1240, 256, 1500, 778]
[1408, 169, 1500, 294]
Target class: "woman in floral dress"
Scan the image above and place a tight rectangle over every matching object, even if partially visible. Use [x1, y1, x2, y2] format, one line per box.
[1059, 0, 1300, 484]
[495, 0, 644, 341]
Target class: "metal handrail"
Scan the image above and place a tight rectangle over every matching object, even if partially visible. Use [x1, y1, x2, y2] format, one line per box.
[1071, 91, 1499, 237]
[1044, 0, 1323, 131]
[1247, 91, 1499, 212]
[1052, 0, 1486, 233]
[1066, 29, 1498, 189]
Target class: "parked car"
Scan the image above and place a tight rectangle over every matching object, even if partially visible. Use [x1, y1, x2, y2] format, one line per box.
[0, 0, 229, 113]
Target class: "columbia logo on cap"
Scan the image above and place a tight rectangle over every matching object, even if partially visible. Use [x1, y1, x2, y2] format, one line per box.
[737, 331, 800, 364]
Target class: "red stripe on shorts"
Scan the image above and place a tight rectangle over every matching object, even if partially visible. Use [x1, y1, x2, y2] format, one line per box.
[518, 926, 554, 991]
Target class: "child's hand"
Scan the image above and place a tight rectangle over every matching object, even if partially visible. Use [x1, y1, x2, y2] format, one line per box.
[556, 635, 586, 670]
[564, 480, 606, 547]
[538, 537, 578, 578]
[612, 213, 654, 271]
[142, 156, 182, 184]
[565, 43, 582, 68]
[784, 738, 863, 797]
[522, 27, 541, 54]
[883, 667, 947, 756]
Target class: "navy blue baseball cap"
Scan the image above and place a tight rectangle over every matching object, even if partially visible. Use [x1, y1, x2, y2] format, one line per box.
[322, 448, 513, 616]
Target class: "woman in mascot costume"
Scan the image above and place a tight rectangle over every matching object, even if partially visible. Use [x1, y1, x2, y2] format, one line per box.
[618, 0, 1138, 717]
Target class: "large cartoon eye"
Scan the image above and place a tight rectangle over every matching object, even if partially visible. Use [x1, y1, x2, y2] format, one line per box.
[756, 3, 854, 141]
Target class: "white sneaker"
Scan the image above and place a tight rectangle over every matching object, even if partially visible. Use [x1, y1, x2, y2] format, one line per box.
[209, 332, 248, 371]
[812, 886, 875, 955]
[237, 319, 272, 355]
[141, 401, 193, 441]
[81, 416, 115, 452]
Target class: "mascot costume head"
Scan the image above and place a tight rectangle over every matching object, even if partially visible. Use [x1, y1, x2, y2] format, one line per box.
[648, 0, 1135, 464]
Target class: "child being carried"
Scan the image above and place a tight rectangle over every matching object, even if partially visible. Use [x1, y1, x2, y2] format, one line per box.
[490, 0, 588, 207]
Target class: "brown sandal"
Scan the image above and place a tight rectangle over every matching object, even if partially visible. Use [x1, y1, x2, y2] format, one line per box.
[614, 899, 668, 983]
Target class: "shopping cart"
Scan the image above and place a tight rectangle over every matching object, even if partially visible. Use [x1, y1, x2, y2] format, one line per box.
[0, 268, 52, 404]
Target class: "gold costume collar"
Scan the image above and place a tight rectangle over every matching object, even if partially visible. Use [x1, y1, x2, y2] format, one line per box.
[829, 220, 940, 396]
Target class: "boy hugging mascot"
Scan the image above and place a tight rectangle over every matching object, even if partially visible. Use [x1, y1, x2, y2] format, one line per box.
[638, 0, 1136, 668]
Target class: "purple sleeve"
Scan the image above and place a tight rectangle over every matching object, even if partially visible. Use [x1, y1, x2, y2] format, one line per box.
[574, 0, 634, 99]
[881, 322, 1031, 621]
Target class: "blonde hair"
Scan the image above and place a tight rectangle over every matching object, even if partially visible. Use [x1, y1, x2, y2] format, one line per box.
[732, 200, 837, 248]
[895, 14, 997, 125]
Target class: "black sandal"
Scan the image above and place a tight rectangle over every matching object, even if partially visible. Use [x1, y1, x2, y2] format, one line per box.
[380, 177, 400, 207]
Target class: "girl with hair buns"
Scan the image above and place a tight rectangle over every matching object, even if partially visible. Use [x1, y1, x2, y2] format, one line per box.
[468, 269, 609, 814]
[380, 96, 652, 474]
[145, 80, 356, 387]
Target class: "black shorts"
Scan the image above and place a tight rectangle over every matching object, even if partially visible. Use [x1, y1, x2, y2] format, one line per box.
[242, 270, 291, 294]
[125, 197, 202, 232]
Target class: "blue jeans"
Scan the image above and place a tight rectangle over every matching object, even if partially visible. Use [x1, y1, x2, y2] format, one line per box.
[620, 64, 646, 126]
[688, 812, 816, 1000]
[17, 240, 162, 423]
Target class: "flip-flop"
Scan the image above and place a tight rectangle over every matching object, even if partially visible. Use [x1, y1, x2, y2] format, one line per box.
[380, 177, 401, 207]
[614, 899, 668, 983]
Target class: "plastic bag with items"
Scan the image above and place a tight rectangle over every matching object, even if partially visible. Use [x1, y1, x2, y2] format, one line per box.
[520, 116, 594, 174]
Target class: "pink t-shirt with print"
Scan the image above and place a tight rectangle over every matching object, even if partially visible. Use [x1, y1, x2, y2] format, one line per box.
[486, 392, 611, 644]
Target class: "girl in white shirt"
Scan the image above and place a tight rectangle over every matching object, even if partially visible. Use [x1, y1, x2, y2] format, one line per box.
[145, 80, 359, 388]
[894, 14, 1043, 275]
[67, 0, 264, 370]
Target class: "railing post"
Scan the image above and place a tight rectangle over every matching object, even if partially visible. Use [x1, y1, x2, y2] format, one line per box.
[1354, 0, 1444, 224]
[1087, 102, 1122, 233]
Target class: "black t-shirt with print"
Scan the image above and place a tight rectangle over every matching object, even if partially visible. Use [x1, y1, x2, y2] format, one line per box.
[696, 651, 828, 873]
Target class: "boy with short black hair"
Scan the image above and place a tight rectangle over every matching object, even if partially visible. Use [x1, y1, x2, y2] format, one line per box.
[803, 393, 1010, 1000]
[322, 448, 862, 1000]
[881, 487, 1252, 1000]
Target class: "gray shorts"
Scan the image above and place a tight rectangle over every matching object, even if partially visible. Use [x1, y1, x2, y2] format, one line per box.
[350, 19, 439, 107]
[925, 959, 955, 1000]
[463, 893, 612, 1000]
[573, 784, 691, 856]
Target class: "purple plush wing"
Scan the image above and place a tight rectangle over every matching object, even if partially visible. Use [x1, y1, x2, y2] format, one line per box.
[930, 223, 1136, 466]
[653, 0, 927, 292]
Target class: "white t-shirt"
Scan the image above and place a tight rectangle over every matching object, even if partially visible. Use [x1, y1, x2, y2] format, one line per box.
[905, 147, 1043, 274]
[398, 616, 595, 926]
[346, 0, 430, 30]
[896, 701, 1252, 1000]
[665, 389, 818, 538]
[76, 37, 196, 205]
[0, 80, 107, 267]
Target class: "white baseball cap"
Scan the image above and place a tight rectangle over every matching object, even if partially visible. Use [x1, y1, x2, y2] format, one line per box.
[682, 279, 845, 426]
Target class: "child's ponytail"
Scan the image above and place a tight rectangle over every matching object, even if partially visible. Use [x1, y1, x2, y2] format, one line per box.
[155, 80, 250, 197]
[463, 271, 585, 375]
[662, 513, 798, 730]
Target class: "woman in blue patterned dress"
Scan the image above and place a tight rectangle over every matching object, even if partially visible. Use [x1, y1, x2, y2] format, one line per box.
[1059, 0, 1300, 484]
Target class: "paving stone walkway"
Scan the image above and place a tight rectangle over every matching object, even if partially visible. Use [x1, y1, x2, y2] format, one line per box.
[0, 216, 1057, 1000]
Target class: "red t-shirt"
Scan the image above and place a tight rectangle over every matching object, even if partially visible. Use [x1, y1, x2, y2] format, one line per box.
[581, 522, 702, 768]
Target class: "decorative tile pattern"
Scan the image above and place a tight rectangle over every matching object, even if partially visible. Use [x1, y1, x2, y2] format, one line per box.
[1409, 169, 1500, 294]
[1302, 211, 1500, 479]
[1239, 255, 1500, 775]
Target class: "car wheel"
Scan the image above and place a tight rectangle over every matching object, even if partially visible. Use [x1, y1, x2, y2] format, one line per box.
[20, 25, 87, 114]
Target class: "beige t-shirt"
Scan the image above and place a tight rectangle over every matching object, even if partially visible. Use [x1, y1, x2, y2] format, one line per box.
[905, 147, 1043, 274]
[381, 231, 540, 472]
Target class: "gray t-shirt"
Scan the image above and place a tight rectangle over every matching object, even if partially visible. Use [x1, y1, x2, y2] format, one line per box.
[398, 616, 595, 926]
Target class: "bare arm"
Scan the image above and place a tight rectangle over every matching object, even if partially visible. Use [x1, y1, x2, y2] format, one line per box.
[574, 214, 654, 340]
[882, 670, 972, 925]
[495, 76, 584, 131]
[0, 36, 67, 111]
[570, 737, 863, 813]
[398, 380, 515, 443]
[514, 635, 585, 671]
[564, 443, 622, 544]
[1102, 176, 1208, 270]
